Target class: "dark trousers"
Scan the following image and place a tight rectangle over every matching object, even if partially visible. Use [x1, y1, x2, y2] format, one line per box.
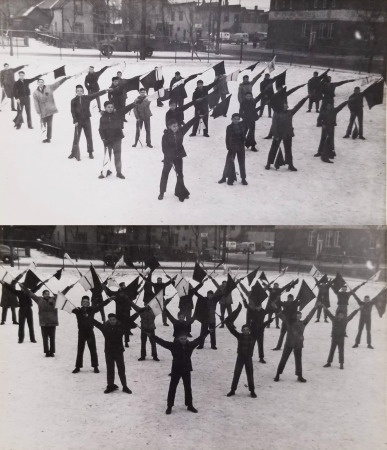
[317, 126, 335, 159]
[277, 346, 302, 377]
[316, 304, 328, 321]
[1, 306, 17, 323]
[135, 117, 151, 145]
[75, 330, 98, 368]
[18, 307, 35, 342]
[252, 330, 264, 359]
[245, 120, 256, 148]
[267, 137, 293, 166]
[91, 300, 106, 322]
[327, 336, 344, 364]
[267, 311, 279, 327]
[10, 96, 15, 110]
[105, 351, 127, 387]
[167, 370, 192, 407]
[42, 115, 53, 140]
[220, 304, 232, 322]
[222, 148, 246, 182]
[259, 100, 272, 117]
[106, 140, 122, 174]
[231, 354, 255, 391]
[71, 119, 94, 156]
[41, 326, 56, 354]
[355, 316, 371, 345]
[162, 309, 168, 325]
[160, 158, 183, 194]
[89, 91, 101, 111]
[192, 110, 209, 135]
[19, 96, 32, 127]
[275, 322, 287, 349]
[308, 98, 320, 111]
[346, 110, 363, 137]
[140, 329, 157, 358]
[199, 322, 216, 348]
[116, 314, 131, 344]
[179, 308, 192, 321]
[336, 305, 348, 316]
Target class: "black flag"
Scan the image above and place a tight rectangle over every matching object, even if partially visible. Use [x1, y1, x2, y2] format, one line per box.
[246, 267, 260, 286]
[331, 272, 346, 294]
[24, 270, 43, 292]
[363, 79, 384, 110]
[140, 70, 157, 92]
[297, 280, 316, 311]
[274, 70, 286, 90]
[224, 303, 242, 323]
[53, 268, 63, 280]
[245, 61, 259, 72]
[54, 65, 66, 79]
[193, 262, 207, 283]
[213, 61, 226, 77]
[259, 272, 269, 284]
[224, 274, 238, 296]
[123, 76, 140, 92]
[211, 94, 231, 118]
[373, 288, 387, 318]
[194, 295, 208, 323]
[274, 147, 286, 169]
[250, 281, 268, 305]
[145, 257, 160, 272]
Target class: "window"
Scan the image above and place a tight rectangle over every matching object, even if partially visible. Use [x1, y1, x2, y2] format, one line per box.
[230, 226, 236, 230]
[74, 0, 83, 15]
[281, 0, 286, 9]
[318, 23, 327, 38]
[325, 231, 333, 247]
[369, 234, 377, 249]
[308, 231, 316, 247]
[224, 14, 229, 22]
[327, 23, 334, 38]
[171, 11, 175, 21]
[334, 231, 341, 248]
[74, 23, 84, 35]
[314, 0, 319, 8]
[179, 11, 183, 21]
[301, 23, 311, 37]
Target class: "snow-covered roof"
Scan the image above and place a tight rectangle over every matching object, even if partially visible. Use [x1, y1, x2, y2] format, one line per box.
[22, 1, 45, 17]
[37, 0, 68, 10]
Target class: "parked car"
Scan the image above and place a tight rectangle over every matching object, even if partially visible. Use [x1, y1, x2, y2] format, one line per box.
[262, 240, 275, 250]
[231, 33, 249, 45]
[235, 242, 256, 254]
[0, 244, 19, 264]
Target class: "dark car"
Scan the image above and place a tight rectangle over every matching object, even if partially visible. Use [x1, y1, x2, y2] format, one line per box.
[0, 244, 19, 264]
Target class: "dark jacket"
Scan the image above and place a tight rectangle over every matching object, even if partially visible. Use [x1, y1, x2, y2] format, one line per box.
[195, 292, 222, 324]
[154, 334, 205, 372]
[85, 67, 108, 92]
[226, 122, 246, 152]
[13, 75, 41, 99]
[239, 98, 259, 122]
[71, 91, 106, 123]
[1, 282, 31, 308]
[272, 96, 308, 140]
[170, 76, 187, 100]
[162, 128, 187, 163]
[260, 78, 275, 100]
[165, 108, 184, 127]
[1, 281, 20, 308]
[72, 300, 110, 332]
[321, 80, 355, 103]
[130, 302, 156, 330]
[226, 322, 259, 357]
[108, 85, 126, 110]
[348, 92, 363, 113]
[1, 65, 25, 97]
[192, 81, 217, 113]
[179, 282, 203, 311]
[337, 291, 353, 306]
[237, 71, 264, 103]
[165, 308, 195, 337]
[282, 306, 317, 349]
[308, 76, 323, 100]
[318, 101, 348, 128]
[93, 319, 125, 354]
[246, 303, 268, 334]
[325, 308, 359, 338]
[99, 103, 134, 143]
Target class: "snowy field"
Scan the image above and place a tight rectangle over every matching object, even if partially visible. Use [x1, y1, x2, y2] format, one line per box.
[0, 51, 385, 225]
[0, 268, 386, 450]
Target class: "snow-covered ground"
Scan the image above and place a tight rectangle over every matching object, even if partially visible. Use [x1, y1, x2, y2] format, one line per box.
[0, 268, 385, 450]
[0, 52, 385, 225]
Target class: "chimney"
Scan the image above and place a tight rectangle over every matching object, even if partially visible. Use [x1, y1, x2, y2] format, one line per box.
[254, 5, 257, 10]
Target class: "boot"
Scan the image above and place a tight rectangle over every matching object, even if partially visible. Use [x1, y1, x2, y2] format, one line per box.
[340, 363, 344, 369]
[314, 153, 321, 157]
[153, 356, 160, 361]
[117, 173, 125, 179]
[89, 153, 94, 159]
[166, 407, 172, 415]
[250, 391, 257, 398]
[251, 147, 258, 152]
[322, 158, 333, 164]
[227, 180, 234, 186]
[343, 134, 350, 138]
[265, 164, 271, 170]
[241, 179, 248, 185]
[187, 405, 198, 413]
[359, 136, 366, 140]
[274, 374, 280, 382]
[125, 342, 129, 348]
[122, 386, 132, 394]
[158, 193, 164, 200]
[288, 165, 298, 171]
[259, 358, 266, 364]
[147, 144, 153, 148]
[272, 347, 280, 351]
[297, 376, 307, 382]
[138, 356, 145, 361]
[226, 390, 235, 397]
[43, 139, 51, 143]
[94, 367, 100, 373]
[72, 368, 80, 373]
[323, 362, 331, 367]
[218, 178, 226, 184]
[367, 344, 374, 349]
[352, 344, 358, 348]
[104, 385, 115, 394]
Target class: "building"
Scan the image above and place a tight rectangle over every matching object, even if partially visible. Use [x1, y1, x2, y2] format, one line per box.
[12, 3, 51, 32]
[267, 0, 387, 55]
[273, 227, 385, 267]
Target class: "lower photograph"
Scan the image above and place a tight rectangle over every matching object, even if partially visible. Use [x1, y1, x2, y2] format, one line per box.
[0, 225, 386, 450]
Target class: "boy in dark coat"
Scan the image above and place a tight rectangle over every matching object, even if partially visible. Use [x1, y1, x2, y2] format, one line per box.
[0, 275, 22, 325]
[169, 71, 187, 108]
[0, 278, 36, 342]
[108, 77, 126, 111]
[306, 71, 326, 112]
[265, 95, 309, 172]
[159, 117, 199, 202]
[239, 92, 259, 152]
[84, 65, 109, 112]
[343, 87, 365, 139]
[69, 84, 108, 160]
[335, 284, 364, 316]
[264, 281, 285, 328]
[196, 288, 222, 350]
[237, 71, 264, 104]
[72, 295, 112, 373]
[315, 101, 348, 163]
[259, 74, 275, 117]
[153, 330, 207, 414]
[178, 282, 204, 325]
[93, 313, 132, 393]
[13, 70, 42, 129]
[133, 88, 153, 148]
[352, 292, 377, 349]
[218, 113, 248, 186]
[274, 303, 319, 382]
[272, 294, 297, 351]
[98, 100, 134, 179]
[320, 76, 355, 112]
[213, 74, 229, 106]
[315, 278, 334, 322]
[130, 301, 159, 361]
[165, 100, 185, 127]
[1, 63, 26, 110]
[164, 306, 196, 338]
[323, 305, 361, 369]
[212, 279, 233, 326]
[190, 79, 218, 137]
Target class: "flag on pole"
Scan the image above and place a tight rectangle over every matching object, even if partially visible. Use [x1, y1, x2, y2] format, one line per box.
[140, 69, 158, 91]
[123, 276, 141, 301]
[309, 265, 322, 279]
[259, 272, 269, 284]
[78, 270, 94, 291]
[213, 61, 226, 77]
[363, 79, 384, 109]
[207, 90, 221, 108]
[0, 266, 14, 285]
[148, 290, 164, 316]
[224, 303, 242, 323]
[28, 260, 38, 271]
[225, 69, 240, 82]
[53, 65, 66, 79]
[55, 291, 75, 314]
[123, 75, 140, 92]
[274, 70, 287, 90]
[193, 262, 207, 283]
[194, 295, 208, 323]
[174, 273, 191, 298]
[283, 278, 299, 292]
[144, 257, 160, 272]
[331, 272, 346, 294]
[369, 270, 381, 282]
[53, 268, 63, 280]
[23, 270, 42, 291]
[224, 274, 238, 296]
[250, 281, 268, 305]
[373, 287, 387, 318]
[297, 280, 316, 310]
[246, 267, 260, 286]
[245, 61, 260, 72]
[211, 94, 231, 118]
[267, 56, 276, 73]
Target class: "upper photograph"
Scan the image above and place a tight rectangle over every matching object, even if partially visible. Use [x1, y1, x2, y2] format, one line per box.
[0, 0, 385, 225]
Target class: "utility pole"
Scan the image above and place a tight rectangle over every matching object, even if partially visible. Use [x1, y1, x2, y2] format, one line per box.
[221, 226, 227, 262]
[215, 0, 222, 54]
[140, 0, 147, 60]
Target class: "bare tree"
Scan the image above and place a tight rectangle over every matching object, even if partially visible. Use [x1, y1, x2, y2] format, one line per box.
[65, 0, 81, 50]
[190, 226, 201, 260]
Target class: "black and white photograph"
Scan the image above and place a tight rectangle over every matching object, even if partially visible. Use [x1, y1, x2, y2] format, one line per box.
[0, 1, 386, 450]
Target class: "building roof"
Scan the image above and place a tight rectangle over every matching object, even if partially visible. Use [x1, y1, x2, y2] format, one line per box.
[36, 0, 69, 10]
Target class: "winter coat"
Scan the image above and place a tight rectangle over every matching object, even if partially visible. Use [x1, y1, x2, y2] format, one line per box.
[0, 65, 24, 97]
[72, 300, 110, 332]
[348, 92, 363, 113]
[226, 323, 256, 357]
[165, 108, 184, 127]
[108, 84, 126, 110]
[1, 283, 31, 308]
[215, 285, 233, 306]
[165, 308, 194, 338]
[239, 98, 258, 122]
[133, 95, 152, 120]
[192, 86, 210, 113]
[214, 76, 229, 96]
[282, 306, 317, 349]
[260, 79, 275, 101]
[154, 334, 205, 373]
[246, 305, 267, 335]
[307, 76, 323, 100]
[336, 291, 352, 307]
[317, 283, 331, 307]
[84, 67, 108, 92]
[226, 122, 246, 152]
[169, 76, 187, 100]
[325, 308, 359, 338]
[99, 110, 127, 143]
[162, 128, 186, 163]
[13, 75, 41, 99]
[93, 319, 125, 354]
[130, 302, 156, 331]
[317, 101, 348, 129]
[196, 293, 221, 324]
[34, 296, 59, 327]
[238, 81, 254, 103]
[33, 78, 67, 118]
[272, 96, 308, 140]
[0, 282, 19, 308]
[71, 91, 106, 123]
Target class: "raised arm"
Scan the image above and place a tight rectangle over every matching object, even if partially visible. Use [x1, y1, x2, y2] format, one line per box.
[88, 89, 108, 100]
[346, 308, 360, 323]
[164, 306, 177, 325]
[12, 65, 26, 74]
[291, 95, 309, 116]
[96, 66, 109, 78]
[153, 334, 173, 351]
[225, 321, 240, 339]
[334, 100, 349, 114]
[26, 74, 42, 84]
[117, 102, 135, 117]
[251, 69, 265, 86]
[92, 319, 103, 331]
[20, 286, 40, 303]
[190, 330, 209, 349]
[333, 79, 356, 88]
[91, 298, 112, 313]
[303, 305, 318, 325]
[322, 305, 335, 322]
[49, 77, 68, 91]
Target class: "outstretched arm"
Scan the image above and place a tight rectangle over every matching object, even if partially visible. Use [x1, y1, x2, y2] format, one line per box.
[88, 89, 108, 100]
[291, 95, 309, 116]
[225, 321, 240, 338]
[91, 298, 112, 313]
[303, 304, 319, 325]
[322, 305, 335, 322]
[164, 307, 177, 325]
[92, 319, 103, 331]
[333, 79, 356, 88]
[251, 69, 265, 86]
[346, 308, 360, 323]
[153, 335, 173, 351]
[96, 66, 109, 78]
[49, 76, 69, 91]
[334, 100, 349, 114]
